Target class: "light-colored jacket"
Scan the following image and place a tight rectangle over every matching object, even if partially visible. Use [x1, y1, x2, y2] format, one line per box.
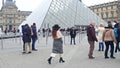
[97, 27, 105, 42]
[57, 30, 63, 39]
[103, 28, 117, 43]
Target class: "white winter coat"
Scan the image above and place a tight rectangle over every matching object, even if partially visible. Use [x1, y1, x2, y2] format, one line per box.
[97, 27, 105, 42]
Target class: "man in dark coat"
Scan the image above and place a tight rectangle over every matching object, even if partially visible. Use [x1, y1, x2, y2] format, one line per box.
[21, 25, 26, 53]
[87, 22, 98, 59]
[31, 23, 38, 51]
[70, 27, 77, 45]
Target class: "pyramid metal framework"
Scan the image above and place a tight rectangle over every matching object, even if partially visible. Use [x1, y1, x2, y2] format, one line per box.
[19, 0, 106, 30]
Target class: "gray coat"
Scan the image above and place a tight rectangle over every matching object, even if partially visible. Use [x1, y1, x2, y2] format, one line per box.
[52, 38, 63, 54]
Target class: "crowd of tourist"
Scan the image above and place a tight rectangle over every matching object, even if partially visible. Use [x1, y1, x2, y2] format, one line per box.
[87, 20, 120, 59]
[1, 20, 119, 64]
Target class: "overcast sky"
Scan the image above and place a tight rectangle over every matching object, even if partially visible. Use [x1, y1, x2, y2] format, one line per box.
[0, 0, 117, 11]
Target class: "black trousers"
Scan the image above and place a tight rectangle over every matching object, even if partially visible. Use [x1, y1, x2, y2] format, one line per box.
[104, 41, 114, 57]
[115, 38, 120, 52]
[70, 37, 76, 45]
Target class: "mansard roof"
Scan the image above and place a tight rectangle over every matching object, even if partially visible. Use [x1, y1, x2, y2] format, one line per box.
[4, 0, 17, 8]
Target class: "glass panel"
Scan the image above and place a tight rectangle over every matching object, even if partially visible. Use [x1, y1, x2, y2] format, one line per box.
[19, 0, 107, 31]
[41, 0, 107, 29]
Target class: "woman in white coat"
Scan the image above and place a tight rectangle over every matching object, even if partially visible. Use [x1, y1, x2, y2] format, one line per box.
[97, 23, 105, 51]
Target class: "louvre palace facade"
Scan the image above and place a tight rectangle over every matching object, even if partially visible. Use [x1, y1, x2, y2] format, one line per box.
[0, 0, 31, 32]
[89, 0, 120, 23]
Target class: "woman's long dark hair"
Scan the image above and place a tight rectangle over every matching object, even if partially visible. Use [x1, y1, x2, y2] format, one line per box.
[52, 29, 58, 39]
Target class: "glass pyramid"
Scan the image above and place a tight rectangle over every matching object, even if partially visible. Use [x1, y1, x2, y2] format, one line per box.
[19, 0, 106, 30]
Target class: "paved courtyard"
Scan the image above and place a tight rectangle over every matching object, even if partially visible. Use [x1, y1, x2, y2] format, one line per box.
[0, 33, 120, 68]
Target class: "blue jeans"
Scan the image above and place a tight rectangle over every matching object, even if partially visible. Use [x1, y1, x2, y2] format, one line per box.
[32, 38, 37, 50]
[98, 42, 104, 51]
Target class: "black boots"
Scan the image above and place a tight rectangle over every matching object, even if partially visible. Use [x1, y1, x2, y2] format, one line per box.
[47, 57, 65, 64]
[59, 57, 65, 63]
[47, 57, 52, 64]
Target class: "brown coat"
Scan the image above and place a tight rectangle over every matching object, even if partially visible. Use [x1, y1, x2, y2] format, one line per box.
[87, 26, 98, 41]
[102, 28, 117, 43]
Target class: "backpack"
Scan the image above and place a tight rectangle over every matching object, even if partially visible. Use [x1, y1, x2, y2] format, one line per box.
[114, 28, 118, 38]
[117, 24, 120, 41]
